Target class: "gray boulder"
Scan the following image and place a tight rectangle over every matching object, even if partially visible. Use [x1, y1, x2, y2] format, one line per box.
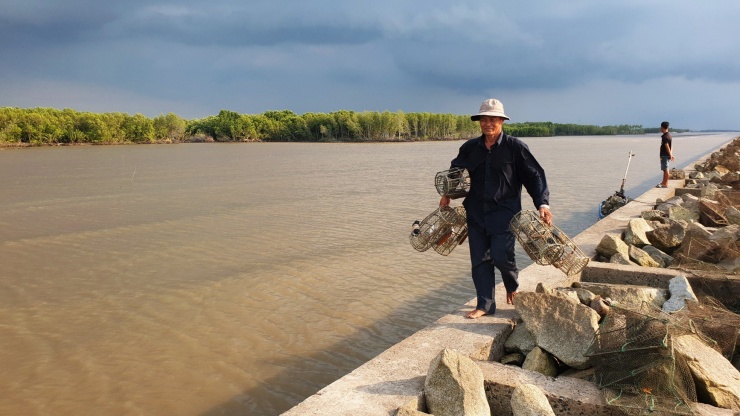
[504, 323, 536, 355]
[662, 275, 698, 313]
[674, 334, 740, 410]
[700, 183, 720, 199]
[710, 224, 740, 241]
[573, 287, 597, 305]
[596, 234, 629, 259]
[396, 402, 429, 416]
[578, 282, 668, 309]
[628, 244, 661, 267]
[717, 256, 740, 272]
[641, 210, 667, 222]
[684, 221, 713, 241]
[514, 292, 599, 369]
[610, 252, 637, 265]
[656, 196, 684, 213]
[554, 287, 582, 304]
[424, 348, 490, 416]
[726, 206, 740, 226]
[679, 193, 701, 212]
[623, 218, 652, 246]
[668, 205, 700, 223]
[646, 220, 685, 252]
[522, 347, 558, 377]
[510, 384, 556, 416]
[501, 352, 526, 366]
[641, 245, 674, 268]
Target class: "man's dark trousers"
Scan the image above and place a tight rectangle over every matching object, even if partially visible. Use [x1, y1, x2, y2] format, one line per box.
[467, 222, 519, 314]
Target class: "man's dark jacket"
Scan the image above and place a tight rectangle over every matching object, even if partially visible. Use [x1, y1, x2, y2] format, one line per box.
[451, 133, 549, 234]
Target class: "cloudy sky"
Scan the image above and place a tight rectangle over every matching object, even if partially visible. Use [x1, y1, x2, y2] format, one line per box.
[1, 1, 739, 130]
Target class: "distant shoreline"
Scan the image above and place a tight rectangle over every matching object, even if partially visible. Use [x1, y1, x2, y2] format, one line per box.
[0, 107, 688, 146]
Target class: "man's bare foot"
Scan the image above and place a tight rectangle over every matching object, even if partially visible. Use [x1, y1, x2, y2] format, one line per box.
[506, 291, 517, 305]
[466, 309, 487, 319]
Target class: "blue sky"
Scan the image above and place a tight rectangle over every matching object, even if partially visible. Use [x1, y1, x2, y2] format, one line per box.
[1, 1, 739, 130]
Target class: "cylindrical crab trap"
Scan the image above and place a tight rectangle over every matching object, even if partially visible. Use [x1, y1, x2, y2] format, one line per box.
[410, 206, 468, 256]
[435, 168, 470, 199]
[509, 210, 589, 276]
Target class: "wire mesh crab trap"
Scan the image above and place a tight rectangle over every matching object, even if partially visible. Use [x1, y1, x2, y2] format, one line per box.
[585, 304, 705, 415]
[409, 205, 468, 256]
[509, 210, 589, 276]
[435, 168, 470, 199]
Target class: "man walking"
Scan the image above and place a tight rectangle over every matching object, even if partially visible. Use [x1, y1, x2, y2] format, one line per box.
[440, 98, 551, 319]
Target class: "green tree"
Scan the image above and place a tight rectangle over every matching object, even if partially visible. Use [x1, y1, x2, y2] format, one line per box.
[154, 113, 187, 141]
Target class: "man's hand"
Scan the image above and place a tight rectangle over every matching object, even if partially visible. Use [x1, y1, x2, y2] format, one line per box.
[439, 195, 451, 207]
[539, 206, 552, 226]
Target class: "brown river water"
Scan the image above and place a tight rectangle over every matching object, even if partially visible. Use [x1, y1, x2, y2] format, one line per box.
[0, 133, 735, 415]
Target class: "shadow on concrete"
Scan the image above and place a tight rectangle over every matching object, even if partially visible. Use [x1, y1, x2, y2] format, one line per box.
[356, 376, 426, 396]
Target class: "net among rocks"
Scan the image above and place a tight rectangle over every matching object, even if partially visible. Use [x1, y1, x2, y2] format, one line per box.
[670, 298, 739, 360]
[585, 303, 717, 415]
[671, 237, 740, 274]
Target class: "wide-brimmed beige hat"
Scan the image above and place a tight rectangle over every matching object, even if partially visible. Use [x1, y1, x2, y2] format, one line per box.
[470, 98, 510, 121]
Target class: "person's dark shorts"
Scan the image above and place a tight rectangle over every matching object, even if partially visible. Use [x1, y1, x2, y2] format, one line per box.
[660, 156, 670, 171]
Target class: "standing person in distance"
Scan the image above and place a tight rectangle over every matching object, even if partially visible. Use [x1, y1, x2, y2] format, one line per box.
[656, 121, 675, 188]
[439, 98, 551, 319]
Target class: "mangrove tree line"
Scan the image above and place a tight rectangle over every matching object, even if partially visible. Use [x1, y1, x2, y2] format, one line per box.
[0, 107, 677, 145]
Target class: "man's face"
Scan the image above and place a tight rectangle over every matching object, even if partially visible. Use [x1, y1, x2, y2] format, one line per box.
[479, 116, 505, 137]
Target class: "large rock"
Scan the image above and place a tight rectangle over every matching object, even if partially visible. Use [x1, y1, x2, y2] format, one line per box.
[554, 288, 583, 304]
[596, 234, 629, 259]
[714, 164, 731, 174]
[610, 252, 637, 265]
[656, 196, 684, 213]
[641, 210, 667, 222]
[510, 384, 556, 416]
[642, 245, 674, 268]
[717, 256, 740, 272]
[522, 347, 558, 377]
[500, 353, 526, 366]
[700, 183, 721, 199]
[710, 224, 740, 241]
[726, 206, 740, 226]
[662, 275, 698, 313]
[673, 334, 740, 410]
[504, 322, 536, 355]
[513, 292, 599, 369]
[536, 283, 580, 305]
[396, 402, 429, 416]
[669, 205, 700, 223]
[646, 220, 686, 252]
[684, 221, 713, 241]
[623, 218, 653, 246]
[679, 193, 701, 213]
[578, 282, 668, 309]
[424, 348, 490, 416]
[628, 244, 661, 267]
[573, 287, 597, 305]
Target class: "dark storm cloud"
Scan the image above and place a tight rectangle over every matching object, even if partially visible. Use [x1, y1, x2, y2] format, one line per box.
[384, 2, 740, 92]
[1, 0, 740, 128]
